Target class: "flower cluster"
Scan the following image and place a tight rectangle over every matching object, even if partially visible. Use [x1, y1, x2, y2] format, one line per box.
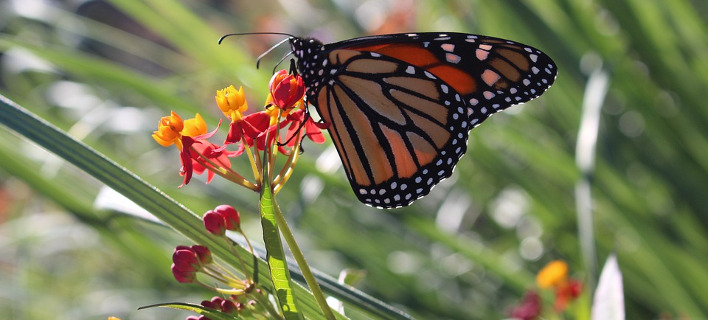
[170, 205, 279, 319]
[153, 70, 327, 193]
[536, 260, 583, 312]
[508, 260, 584, 320]
[154, 70, 327, 320]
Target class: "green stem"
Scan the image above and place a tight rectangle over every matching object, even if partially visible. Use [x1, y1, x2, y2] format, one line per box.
[272, 199, 337, 320]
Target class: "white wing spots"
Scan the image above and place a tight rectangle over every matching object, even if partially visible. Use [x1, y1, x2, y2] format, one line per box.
[318, 69, 324, 76]
[545, 67, 552, 74]
[510, 87, 517, 94]
[446, 53, 462, 64]
[476, 48, 489, 60]
[423, 41, 430, 48]
[479, 44, 492, 50]
[505, 97, 512, 102]
[406, 33, 418, 37]
[391, 181, 397, 189]
[359, 189, 368, 195]
[370, 52, 381, 57]
[532, 66, 540, 74]
[482, 69, 501, 87]
[524, 47, 533, 52]
[481, 107, 488, 114]
[469, 98, 479, 106]
[424, 71, 435, 79]
[530, 54, 538, 62]
[441, 84, 449, 93]
[441, 43, 455, 52]
[523, 79, 531, 86]
[493, 103, 500, 109]
[405, 66, 415, 74]
[455, 94, 461, 101]
[483, 91, 495, 100]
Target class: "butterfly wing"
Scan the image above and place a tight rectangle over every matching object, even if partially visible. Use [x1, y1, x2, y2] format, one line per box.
[290, 32, 557, 208]
[330, 32, 557, 128]
[310, 49, 469, 208]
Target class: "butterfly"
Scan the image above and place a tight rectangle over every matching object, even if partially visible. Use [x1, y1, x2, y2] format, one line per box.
[257, 32, 557, 208]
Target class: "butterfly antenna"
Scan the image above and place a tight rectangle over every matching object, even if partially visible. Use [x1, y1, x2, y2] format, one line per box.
[257, 37, 292, 70]
[271, 51, 295, 74]
[218, 32, 295, 69]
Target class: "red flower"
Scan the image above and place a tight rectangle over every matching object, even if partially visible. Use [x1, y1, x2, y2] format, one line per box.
[285, 109, 329, 147]
[509, 291, 542, 320]
[269, 70, 305, 111]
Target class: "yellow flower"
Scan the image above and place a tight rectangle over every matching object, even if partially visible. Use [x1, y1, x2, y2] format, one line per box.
[536, 260, 568, 289]
[152, 111, 184, 148]
[181, 113, 207, 137]
[216, 85, 248, 121]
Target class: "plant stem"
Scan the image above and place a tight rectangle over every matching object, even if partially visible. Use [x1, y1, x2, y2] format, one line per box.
[271, 199, 336, 320]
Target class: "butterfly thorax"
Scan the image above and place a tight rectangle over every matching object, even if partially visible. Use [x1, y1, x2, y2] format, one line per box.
[289, 37, 329, 102]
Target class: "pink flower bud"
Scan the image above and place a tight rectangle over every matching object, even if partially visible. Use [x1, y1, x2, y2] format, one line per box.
[203, 210, 226, 236]
[190, 245, 212, 264]
[214, 204, 240, 230]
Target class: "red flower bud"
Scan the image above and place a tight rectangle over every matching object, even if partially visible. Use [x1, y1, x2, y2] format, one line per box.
[171, 263, 196, 283]
[191, 245, 212, 264]
[269, 70, 305, 111]
[214, 204, 240, 230]
[203, 210, 226, 236]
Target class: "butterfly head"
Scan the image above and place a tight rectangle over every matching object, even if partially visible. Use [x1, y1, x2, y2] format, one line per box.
[289, 37, 327, 89]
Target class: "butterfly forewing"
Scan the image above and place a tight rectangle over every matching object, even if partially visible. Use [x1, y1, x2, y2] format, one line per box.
[332, 33, 557, 128]
[289, 32, 557, 208]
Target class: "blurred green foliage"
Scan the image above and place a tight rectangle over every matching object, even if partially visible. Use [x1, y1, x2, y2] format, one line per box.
[0, 0, 706, 319]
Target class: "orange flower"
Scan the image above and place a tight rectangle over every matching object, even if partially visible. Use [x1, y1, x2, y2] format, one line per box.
[536, 260, 568, 289]
[536, 260, 583, 312]
[152, 111, 184, 148]
[269, 70, 305, 111]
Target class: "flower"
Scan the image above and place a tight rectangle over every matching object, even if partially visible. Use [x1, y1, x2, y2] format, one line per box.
[536, 260, 568, 289]
[152, 111, 184, 148]
[216, 85, 248, 120]
[269, 70, 305, 111]
[284, 109, 329, 147]
[508, 291, 542, 320]
[536, 260, 583, 312]
[216, 86, 250, 145]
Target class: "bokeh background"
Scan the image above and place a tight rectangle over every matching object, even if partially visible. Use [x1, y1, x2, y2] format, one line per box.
[1, 0, 707, 319]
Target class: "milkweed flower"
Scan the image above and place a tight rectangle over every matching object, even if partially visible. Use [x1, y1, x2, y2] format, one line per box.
[269, 69, 305, 111]
[536, 260, 583, 312]
[508, 291, 542, 320]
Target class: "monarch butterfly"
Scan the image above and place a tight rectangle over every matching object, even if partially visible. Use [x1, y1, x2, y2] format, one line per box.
[230, 32, 557, 208]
